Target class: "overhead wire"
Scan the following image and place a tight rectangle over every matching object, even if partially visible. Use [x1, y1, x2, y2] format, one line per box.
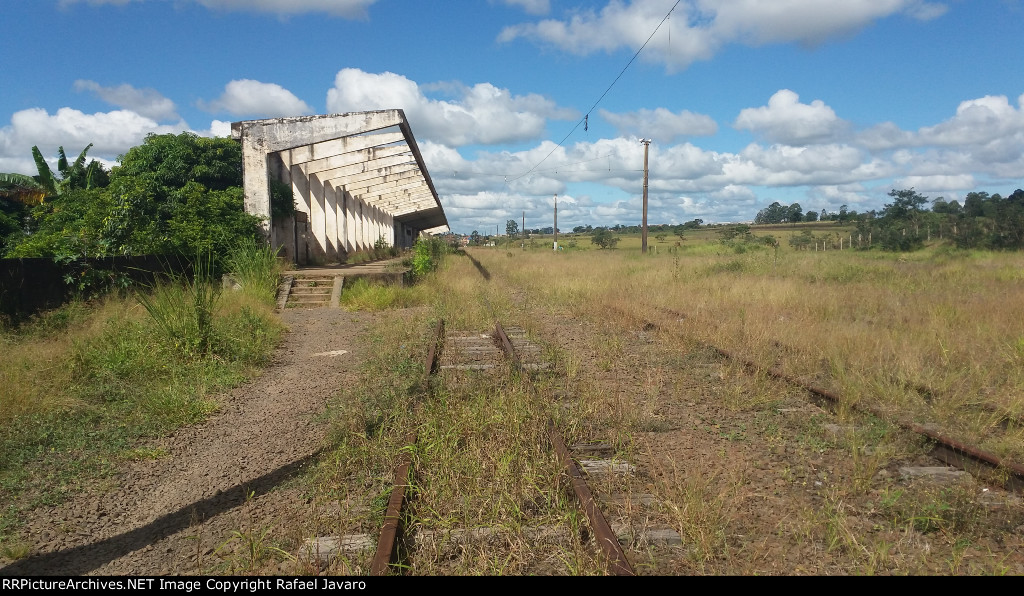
[506, 0, 683, 184]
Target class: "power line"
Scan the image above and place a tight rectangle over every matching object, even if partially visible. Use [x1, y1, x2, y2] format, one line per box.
[507, 0, 682, 183]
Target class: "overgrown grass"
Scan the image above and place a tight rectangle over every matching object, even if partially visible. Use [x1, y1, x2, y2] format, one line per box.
[0, 244, 283, 545]
[463, 242, 1024, 461]
[296, 241, 1024, 575]
[339, 278, 426, 311]
[225, 238, 283, 306]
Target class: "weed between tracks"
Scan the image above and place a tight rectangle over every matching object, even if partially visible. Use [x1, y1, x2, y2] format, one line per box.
[301, 246, 1024, 575]
[447, 247, 1024, 575]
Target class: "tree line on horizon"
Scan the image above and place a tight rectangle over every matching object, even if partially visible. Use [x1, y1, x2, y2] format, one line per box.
[755, 188, 1024, 251]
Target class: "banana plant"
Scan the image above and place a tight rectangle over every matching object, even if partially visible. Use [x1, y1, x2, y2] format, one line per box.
[0, 172, 48, 205]
[1, 144, 104, 205]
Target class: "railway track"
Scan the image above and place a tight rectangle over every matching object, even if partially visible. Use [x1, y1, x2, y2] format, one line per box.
[308, 251, 1023, 575]
[368, 313, 650, 575]
[492, 320, 635, 576]
[369, 319, 444, 575]
[635, 305, 1024, 493]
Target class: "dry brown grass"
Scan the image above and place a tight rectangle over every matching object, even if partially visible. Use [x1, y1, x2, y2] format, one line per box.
[467, 245, 1024, 461]
[305, 245, 1024, 575]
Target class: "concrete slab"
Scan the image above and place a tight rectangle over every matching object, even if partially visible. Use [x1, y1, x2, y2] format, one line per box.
[606, 493, 659, 508]
[300, 534, 375, 566]
[898, 466, 972, 482]
[579, 460, 637, 475]
[611, 523, 683, 547]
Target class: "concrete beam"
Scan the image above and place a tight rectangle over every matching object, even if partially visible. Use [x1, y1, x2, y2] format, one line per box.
[355, 180, 429, 202]
[367, 186, 433, 202]
[284, 130, 405, 165]
[299, 145, 412, 177]
[232, 111, 406, 153]
[323, 163, 421, 189]
[377, 197, 436, 216]
[314, 154, 416, 184]
[344, 169, 423, 196]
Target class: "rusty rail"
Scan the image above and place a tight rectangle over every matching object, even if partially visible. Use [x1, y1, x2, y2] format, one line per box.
[370, 318, 444, 576]
[550, 429, 636, 576]
[370, 431, 417, 575]
[644, 307, 1024, 488]
[492, 320, 635, 576]
[493, 320, 521, 369]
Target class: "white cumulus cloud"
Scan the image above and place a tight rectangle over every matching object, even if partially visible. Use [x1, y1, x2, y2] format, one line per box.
[326, 69, 576, 146]
[73, 80, 179, 121]
[499, 0, 947, 70]
[734, 89, 847, 145]
[199, 80, 314, 118]
[0, 107, 182, 169]
[599, 107, 718, 142]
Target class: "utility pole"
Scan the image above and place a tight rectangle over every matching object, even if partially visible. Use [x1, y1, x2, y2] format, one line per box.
[553, 194, 558, 251]
[641, 139, 651, 254]
[522, 210, 525, 250]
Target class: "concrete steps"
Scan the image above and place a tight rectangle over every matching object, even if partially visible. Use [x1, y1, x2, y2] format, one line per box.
[281, 275, 343, 309]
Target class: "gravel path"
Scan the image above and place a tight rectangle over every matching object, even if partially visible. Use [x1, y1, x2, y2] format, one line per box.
[1, 308, 371, 576]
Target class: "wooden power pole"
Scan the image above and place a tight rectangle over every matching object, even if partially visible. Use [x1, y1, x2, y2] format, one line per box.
[641, 139, 651, 254]
[553, 194, 558, 251]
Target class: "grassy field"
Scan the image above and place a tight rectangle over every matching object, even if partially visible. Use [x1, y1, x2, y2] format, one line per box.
[6, 231, 1022, 574]
[476, 233, 1024, 458]
[309, 234, 1023, 574]
[0, 244, 283, 554]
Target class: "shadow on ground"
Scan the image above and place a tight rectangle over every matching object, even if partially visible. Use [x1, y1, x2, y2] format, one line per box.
[0, 449, 324, 576]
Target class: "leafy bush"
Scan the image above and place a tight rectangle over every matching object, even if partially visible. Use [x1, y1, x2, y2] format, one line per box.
[411, 236, 449, 278]
[4, 133, 261, 260]
[590, 229, 620, 249]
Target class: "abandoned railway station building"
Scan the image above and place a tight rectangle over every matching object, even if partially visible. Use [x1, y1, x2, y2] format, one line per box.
[232, 111, 448, 265]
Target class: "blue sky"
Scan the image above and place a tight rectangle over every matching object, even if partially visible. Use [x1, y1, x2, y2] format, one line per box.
[3, 0, 1024, 233]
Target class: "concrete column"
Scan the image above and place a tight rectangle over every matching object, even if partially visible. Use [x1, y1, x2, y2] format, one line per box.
[307, 173, 328, 261]
[364, 201, 372, 250]
[290, 164, 311, 237]
[345, 191, 356, 253]
[269, 152, 292, 259]
[324, 180, 339, 260]
[241, 137, 271, 237]
[336, 186, 347, 257]
[372, 205, 380, 247]
[356, 200, 364, 251]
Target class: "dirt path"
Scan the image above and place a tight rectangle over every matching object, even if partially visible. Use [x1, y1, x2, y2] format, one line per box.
[1, 308, 372, 576]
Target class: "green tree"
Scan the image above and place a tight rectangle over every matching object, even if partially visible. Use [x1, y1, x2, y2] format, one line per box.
[590, 228, 620, 249]
[5, 133, 259, 259]
[787, 203, 803, 223]
[506, 219, 519, 240]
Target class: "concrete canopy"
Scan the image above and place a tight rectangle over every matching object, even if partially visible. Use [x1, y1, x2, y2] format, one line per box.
[231, 111, 448, 262]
